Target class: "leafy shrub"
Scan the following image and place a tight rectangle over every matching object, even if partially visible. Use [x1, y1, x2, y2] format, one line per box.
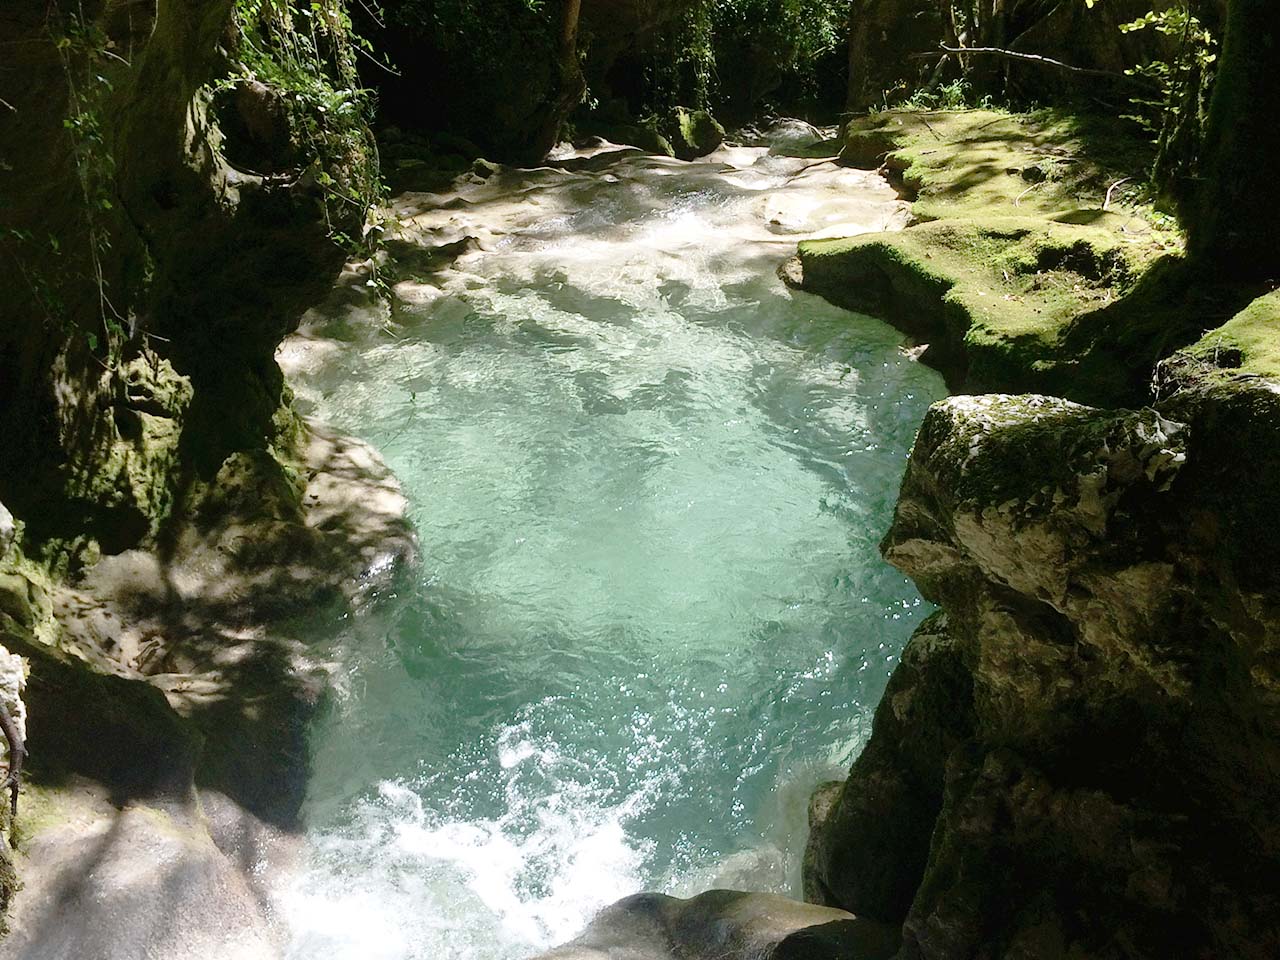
[225, 0, 385, 234]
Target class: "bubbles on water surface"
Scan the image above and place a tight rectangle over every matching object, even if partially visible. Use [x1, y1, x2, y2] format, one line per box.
[279, 147, 945, 959]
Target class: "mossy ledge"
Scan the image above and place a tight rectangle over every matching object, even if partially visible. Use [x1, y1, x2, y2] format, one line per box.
[784, 109, 1276, 408]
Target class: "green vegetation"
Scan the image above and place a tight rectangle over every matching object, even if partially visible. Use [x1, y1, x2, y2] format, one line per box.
[710, 0, 846, 86]
[367, 0, 850, 159]
[845, 1, 1227, 215]
[1112, 2, 1219, 205]
[225, 0, 385, 237]
[366, 0, 563, 157]
[6, 4, 133, 360]
[4, 0, 1280, 951]
[798, 87, 1278, 406]
[685, 0, 849, 117]
[841, 109, 1176, 232]
[799, 216, 1158, 401]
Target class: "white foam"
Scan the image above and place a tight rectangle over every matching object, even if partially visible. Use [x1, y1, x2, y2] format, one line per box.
[278, 730, 659, 960]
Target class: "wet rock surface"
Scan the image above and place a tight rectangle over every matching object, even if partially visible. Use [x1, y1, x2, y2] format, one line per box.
[3, 791, 283, 960]
[806, 382, 1280, 960]
[532, 890, 898, 960]
[0, 418, 415, 959]
[736, 118, 832, 157]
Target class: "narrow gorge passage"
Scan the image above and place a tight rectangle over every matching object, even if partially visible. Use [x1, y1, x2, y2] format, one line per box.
[276, 145, 947, 960]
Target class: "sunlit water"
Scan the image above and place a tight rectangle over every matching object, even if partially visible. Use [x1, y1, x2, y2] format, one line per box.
[276, 143, 946, 959]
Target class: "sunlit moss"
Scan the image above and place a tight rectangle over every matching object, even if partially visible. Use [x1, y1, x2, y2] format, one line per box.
[842, 109, 1178, 244]
[798, 215, 1156, 400]
[1173, 291, 1280, 382]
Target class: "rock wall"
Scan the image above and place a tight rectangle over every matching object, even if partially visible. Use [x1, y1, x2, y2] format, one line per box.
[0, 0, 360, 562]
[805, 380, 1280, 959]
[0, 2, 413, 949]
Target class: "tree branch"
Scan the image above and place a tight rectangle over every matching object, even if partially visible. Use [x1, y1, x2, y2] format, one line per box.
[911, 44, 1159, 89]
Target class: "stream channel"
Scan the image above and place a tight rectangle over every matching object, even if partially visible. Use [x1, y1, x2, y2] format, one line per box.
[274, 139, 947, 959]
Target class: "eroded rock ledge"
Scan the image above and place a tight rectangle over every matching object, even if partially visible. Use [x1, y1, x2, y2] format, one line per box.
[0, 422, 415, 959]
[805, 381, 1280, 959]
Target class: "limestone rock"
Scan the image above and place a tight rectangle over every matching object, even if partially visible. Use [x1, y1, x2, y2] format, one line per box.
[762, 119, 835, 158]
[0, 643, 27, 748]
[765, 118, 822, 148]
[737, 118, 825, 154]
[0, 575, 34, 630]
[3, 799, 279, 960]
[806, 384, 1280, 959]
[590, 123, 676, 158]
[533, 890, 898, 960]
[0, 503, 14, 559]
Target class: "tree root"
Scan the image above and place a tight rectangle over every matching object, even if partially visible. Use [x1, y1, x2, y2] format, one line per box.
[0, 700, 24, 848]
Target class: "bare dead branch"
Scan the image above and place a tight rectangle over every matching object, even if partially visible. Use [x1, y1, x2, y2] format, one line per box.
[910, 44, 1159, 90]
[1015, 181, 1044, 208]
[1105, 178, 1134, 211]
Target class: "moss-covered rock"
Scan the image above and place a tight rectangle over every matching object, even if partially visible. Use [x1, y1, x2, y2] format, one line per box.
[0, 0, 370, 565]
[807, 384, 1280, 960]
[806, 611, 972, 922]
[793, 216, 1155, 402]
[0, 853, 16, 938]
[670, 107, 726, 160]
[839, 110, 1166, 226]
[591, 122, 677, 157]
[792, 109, 1275, 408]
[1157, 290, 1280, 388]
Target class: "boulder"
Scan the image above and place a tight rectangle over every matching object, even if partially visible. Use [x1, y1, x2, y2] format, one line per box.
[806, 384, 1280, 959]
[766, 119, 830, 157]
[670, 107, 726, 160]
[534, 890, 898, 960]
[0, 573, 37, 629]
[0, 645, 25, 745]
[0, 502, 14, 558]
[592, 123, 676, 158]
[3, 800, 279, 960]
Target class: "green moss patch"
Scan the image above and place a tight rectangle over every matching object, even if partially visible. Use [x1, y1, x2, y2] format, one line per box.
[798, 215, 1158, 400]
[841, 110, 1172, 234]
[788, 108, 1280, 406]
[1166, 291, 1280, 384]
[670, 107, 726, 160]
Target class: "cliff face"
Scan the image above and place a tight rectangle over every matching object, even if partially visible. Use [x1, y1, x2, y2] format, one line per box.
[0, 0, 403, 825]
[0, 0, 362, 562]
[805, 380, 1280, 959]
[0, 2, 412, 950]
